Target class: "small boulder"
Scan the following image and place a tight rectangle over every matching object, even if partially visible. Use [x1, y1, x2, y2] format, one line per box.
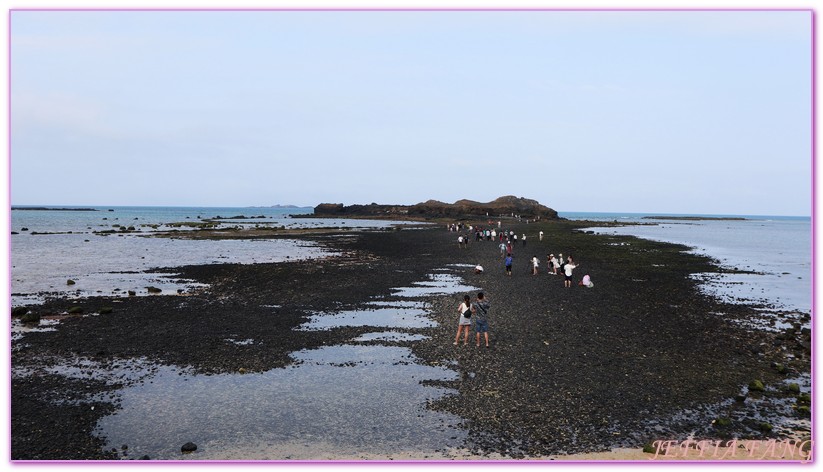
[748, 379, 765, 392]
[146, 286, 162, 294]
[67, 279, 76, 286]
[128, 291, 136, 297]
[181, 442, 197, 453]
[796, 406, 811, 417]
[20, 312, 40, 324]
[11, 306, 29, 318]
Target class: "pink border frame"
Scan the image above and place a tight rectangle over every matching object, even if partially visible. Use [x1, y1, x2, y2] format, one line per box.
[6, 7, 817, 466]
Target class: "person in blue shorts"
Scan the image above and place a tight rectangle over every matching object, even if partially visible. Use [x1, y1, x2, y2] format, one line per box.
[504, 253, 513, 276]
[471, 292, 491, 348]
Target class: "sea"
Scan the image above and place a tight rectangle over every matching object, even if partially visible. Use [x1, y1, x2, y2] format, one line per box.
[9, 206, 813, 459]
[9, 205, 412, 306]
[559, 211, 812, 326]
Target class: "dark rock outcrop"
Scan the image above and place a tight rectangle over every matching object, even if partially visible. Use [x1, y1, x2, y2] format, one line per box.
[312, 196, 558, 220]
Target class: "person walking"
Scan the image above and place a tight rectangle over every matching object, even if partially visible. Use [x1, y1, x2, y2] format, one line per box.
[454, 295, 472, 345]
[539, 230, 544, 241]
[505, 253, 513, 276]
[522, 234, 527, 247]
[550, 254, 559, 275]
[531, 255, 539, 276]
[471, 292, 491, 348]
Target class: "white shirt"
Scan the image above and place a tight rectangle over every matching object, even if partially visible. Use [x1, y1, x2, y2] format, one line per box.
[532, 257, 539, 267]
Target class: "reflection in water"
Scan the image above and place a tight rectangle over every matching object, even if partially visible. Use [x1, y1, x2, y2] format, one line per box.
[95, 345, 463, 460]
[91, 268, 480, 460]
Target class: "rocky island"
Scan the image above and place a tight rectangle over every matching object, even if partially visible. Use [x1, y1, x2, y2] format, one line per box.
[308, 195, 559, 220]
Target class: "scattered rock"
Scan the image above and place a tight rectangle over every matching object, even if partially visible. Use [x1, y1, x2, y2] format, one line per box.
[181, 442, 197, 453]
[67, 279, 76, 286]
[146, 287, 162, 294]
[128, 291, 137, 297]
[748, 379, 765, 392]
[786, 383, 801, 394]
[11, 306, 29, 317]
[20, 312, 40, 324]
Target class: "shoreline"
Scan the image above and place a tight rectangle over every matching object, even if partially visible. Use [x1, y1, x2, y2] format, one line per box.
[10, 220, 811, 460]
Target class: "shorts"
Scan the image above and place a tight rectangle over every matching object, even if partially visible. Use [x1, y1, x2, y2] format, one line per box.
[565, 274, 572, 281]
[474, 319, 489, 333]
[459, 315, 471, 326]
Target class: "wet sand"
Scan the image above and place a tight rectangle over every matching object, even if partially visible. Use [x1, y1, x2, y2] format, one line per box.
[10, 220, 811, 460]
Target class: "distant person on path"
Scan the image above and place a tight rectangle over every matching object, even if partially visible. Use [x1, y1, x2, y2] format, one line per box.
[550, 254, 560, 275]
[499, 241, 507, 257]
[457, 235, 463, 248]
[539, 230, 544, 241]
[522, 234, 527, 247]
[471, 292, 491, 348]
[531, 256, 539, 275]
[454, 295, 472, 345]
[564, 257, 578, 288]
[505, 253, 513, 276]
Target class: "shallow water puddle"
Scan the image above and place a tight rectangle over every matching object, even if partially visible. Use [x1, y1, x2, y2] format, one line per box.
[95, 345, 464, 460]
[94, 268, 477, 460]
[390, 272, 480, 298]
[299, 306, 434, 330]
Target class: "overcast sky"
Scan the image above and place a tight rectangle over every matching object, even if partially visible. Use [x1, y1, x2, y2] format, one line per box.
[10, 9, 812, 215]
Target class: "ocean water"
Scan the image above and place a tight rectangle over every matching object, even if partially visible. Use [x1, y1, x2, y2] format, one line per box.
[10, 206, 412, 305]
[561, 212, 812, 323]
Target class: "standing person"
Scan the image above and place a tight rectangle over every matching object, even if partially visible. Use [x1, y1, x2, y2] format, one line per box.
[499, 241, 507, 257]
[522, 234, 527, 247]
[564, 257, 578, 288]
[513, 233, 518, 244]
[531, 255, 539, 276]
[472, 292, 491, 348]
[550, 254, 560, 275]
[505, 253, 513, 276]
[457, 235, 463, 248]
[539, 230, 544, 241]
[454, 295, 472, 345]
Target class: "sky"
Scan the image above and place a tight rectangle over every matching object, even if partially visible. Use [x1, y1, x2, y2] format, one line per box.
[9, 9, 813, 216]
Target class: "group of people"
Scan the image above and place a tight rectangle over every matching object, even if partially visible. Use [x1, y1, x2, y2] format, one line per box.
[454, 292, 491, 348]
[450, 224, 599, 349]
[452, 222, 595, 289]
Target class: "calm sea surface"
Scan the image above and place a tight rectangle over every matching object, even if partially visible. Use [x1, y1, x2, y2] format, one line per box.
[10, 206, 410, 305]
[561, 212, 812, 318]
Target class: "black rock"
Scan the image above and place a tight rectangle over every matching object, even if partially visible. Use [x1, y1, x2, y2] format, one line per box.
[11, 306, 29, 317]
[20, 312, 40, 324]
[181, 442, 197, 453]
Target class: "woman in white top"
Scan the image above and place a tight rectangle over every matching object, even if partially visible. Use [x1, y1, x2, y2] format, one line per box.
[454, 294, 473, 345]
[564, 256, 577, 288]
[531, 256, 539, 275]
